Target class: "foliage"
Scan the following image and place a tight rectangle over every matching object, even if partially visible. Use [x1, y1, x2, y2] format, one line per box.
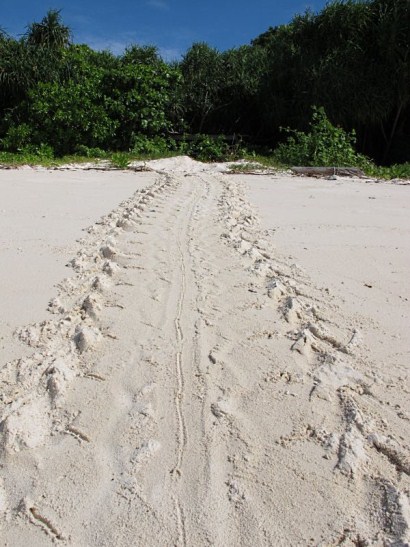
[121, 45, 162, 66]
[1, 42, 178, 155]
[365, 162, 410, 180]
[25, 10, 72, 49]
[110, 152, 131, 169]
[131, 134, 176, 155]
[25, 76, 117, 155]
[178, 43, 267, 136]
[21, 143, 55, 159]
[273, 107, 371, 167]
[74, 145, 108, 158]
[1, 123, 33, 151]
[251, 0, 410, 164]
[0, 37, 66, 112]
[0, 3, 409, 171]
[102, 63, 179, 149]
[0, 150, 93, 167]
[180, 43, 225, 133]
[216, 45, 268, 135]
[0, 145, 54, 166]
[179, 134, 230, 162]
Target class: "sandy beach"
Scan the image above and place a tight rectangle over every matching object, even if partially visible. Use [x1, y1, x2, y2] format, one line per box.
[0, 159, 409, 546]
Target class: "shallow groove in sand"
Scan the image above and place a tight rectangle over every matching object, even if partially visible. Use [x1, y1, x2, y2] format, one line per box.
[169, 179, 204, 546]
[172, 237, 187, 478]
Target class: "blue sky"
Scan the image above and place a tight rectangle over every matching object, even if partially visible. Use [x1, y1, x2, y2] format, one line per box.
[3, 1, 326, 60]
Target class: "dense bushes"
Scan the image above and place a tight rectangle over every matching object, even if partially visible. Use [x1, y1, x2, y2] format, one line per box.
[0, 2, 409, 166]
[0, 39, 179, 155]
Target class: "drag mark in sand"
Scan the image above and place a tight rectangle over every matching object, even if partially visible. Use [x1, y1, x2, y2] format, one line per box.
[66, 424, 91, 443]
[173, 493, 187, 547]
[172, 237, 188, 478]
[170, 183, 193, 547]
[28, 506, 64, 541]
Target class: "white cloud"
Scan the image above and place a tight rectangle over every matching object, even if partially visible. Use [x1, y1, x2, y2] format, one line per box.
[95, 40, 128, 55]
[75, 35, 182, 61]
[159, 47, 182, 62]
[76, 36, 129, 55]
[146, 0, 170, 10]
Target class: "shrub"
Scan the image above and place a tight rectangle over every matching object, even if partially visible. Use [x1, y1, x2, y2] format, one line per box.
[131, 134, 174, 155]
[103, 64, 180, 150]
[20, 143, 54, 159]
[182, 134, 230, 161]
[273, 107, 371, 168]
[110, 152, 130, 169]
[1, 123, 32, 151]
[0, 143, 54, 165]
[366, 162, 410, 180]
[25, 78, 117, 155]
[74, 145, 107, 158]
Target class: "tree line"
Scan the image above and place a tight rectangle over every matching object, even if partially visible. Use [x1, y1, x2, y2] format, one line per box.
[0, 0, 409, 164]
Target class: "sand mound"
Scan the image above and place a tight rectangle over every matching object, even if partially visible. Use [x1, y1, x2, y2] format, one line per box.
[133, 155, 242, 174]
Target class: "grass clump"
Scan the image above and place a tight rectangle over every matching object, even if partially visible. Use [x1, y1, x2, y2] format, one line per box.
[110, 152, 131, 169]
[364, 162, 410, 180]
[0, 145, 55, 166]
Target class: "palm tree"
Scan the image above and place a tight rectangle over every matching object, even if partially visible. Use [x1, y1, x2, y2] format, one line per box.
[25, 9, 72, 49]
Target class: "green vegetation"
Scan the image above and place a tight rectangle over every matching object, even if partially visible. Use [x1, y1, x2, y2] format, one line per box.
[364, 162, 410, 180]
[227, 162, 268, 173]
[0, 2, 409, 175]
[273, 107, 371, 169]
[110, 152, 131, 169]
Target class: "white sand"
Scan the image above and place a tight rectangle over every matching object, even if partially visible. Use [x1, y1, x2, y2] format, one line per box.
[0, 159, 409, 546]
[0, 169, 158, 362]
[246, 174, 410, 369]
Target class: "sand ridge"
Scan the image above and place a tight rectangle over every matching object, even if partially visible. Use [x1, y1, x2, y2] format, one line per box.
[0, 158, 409, 545]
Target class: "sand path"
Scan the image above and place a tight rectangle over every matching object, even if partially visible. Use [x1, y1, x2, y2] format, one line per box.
[0, 165, 409, 545]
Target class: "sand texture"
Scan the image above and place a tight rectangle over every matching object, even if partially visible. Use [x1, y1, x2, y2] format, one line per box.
[0, 159, 409, 546]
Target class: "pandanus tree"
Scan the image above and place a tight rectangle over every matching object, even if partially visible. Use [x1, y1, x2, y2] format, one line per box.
[1, 1, 409, 163]
[0, 11, 73, 149]
[0, 10, 72, 112]
[0, 37, 69, 115]
[251, 0, 410, 163]
[372, 0, 410, 162]
[180, 43, 225, 133]
[216, 45, 268, 136]
[312, 0, 410, 162]
[0, 38, 38, 112]
[252, 15, 317, 138]
[25, 9, 72, 49]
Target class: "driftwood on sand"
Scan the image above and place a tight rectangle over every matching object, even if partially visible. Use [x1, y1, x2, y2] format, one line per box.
[291, 166, 365, 178]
